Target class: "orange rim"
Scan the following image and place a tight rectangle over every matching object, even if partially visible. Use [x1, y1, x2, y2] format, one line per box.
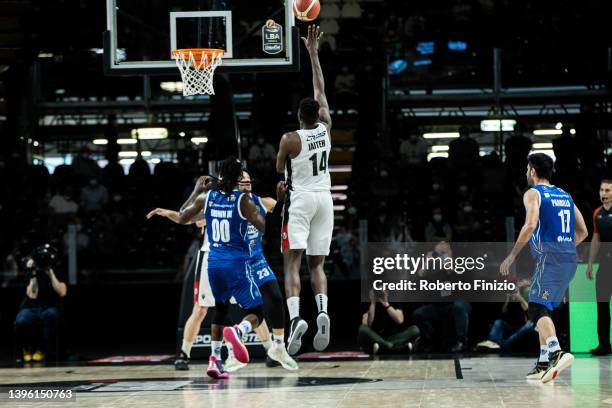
[171, 48, 224, 69]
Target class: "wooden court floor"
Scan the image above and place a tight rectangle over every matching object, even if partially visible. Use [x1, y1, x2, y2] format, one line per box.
[0, 356, 611, 407]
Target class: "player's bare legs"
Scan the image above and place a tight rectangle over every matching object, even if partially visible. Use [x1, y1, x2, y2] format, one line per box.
[284, 248, 303, 297]
[284, 248, 309, 355]
[526, 329, 549, 379]
[308, 255, 329, 351]
[175, 304, 207, 370]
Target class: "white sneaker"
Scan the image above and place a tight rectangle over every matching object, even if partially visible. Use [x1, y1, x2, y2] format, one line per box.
[476, 340, 501, 349]
[267, 344, 298, 371]
[223, 353, 247, 373]
[313, 312, 330, 352]
[287, 318, 308, 356]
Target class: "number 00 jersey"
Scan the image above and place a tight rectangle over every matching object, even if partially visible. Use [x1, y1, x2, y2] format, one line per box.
[204, 189, 251, 261]
[529, 184, 575, 255]
[286, 122, 331, 192]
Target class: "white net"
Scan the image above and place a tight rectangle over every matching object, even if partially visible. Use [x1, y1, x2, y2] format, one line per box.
[172, 49, 223, 96]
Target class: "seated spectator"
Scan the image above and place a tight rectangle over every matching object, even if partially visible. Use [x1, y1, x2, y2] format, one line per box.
[341, 0, 362, 19]
[15, 245, 67, 363]
[248, 137, 276, 167]
[72, 146, 100, 183]
[449, 126, 480, 171]
[49, 189, 79, 216]
[424, 207, 452, 242]
[102, 153, 125, 191]
[399, 133, 428, 166]
[335, 65, 356, 95]
[477, 281, 536, 350]
[412, 242, 471, 352]
[80, 178, 109, 213]
[504, 128, 532, 174]
[128, 154, 151, 180]
[358, 290, 420, 354]
[320, 18, 340, 36]
[453, 201, 481, 241]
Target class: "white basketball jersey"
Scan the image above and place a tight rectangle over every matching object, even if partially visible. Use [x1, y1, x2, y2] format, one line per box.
[286, 123, 332, 192]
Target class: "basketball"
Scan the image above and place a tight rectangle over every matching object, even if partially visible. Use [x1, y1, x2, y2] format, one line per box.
[293, 0, 320, 22]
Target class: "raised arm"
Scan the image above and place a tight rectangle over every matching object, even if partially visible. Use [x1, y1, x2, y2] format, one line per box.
[146, 208, 203, 225]
[240, 193, 266, 233]
[178, 193, 207, 225]
[302, 25, 331, 128]
[181, 176, 214, 212]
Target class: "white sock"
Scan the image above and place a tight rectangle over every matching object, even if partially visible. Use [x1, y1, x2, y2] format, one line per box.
[211, 341, 222, 359]
[315, 293, 328, 314]
[538, 345, 548, 363]
[546, 336, 561, 353]
[181, 340, 193, 358]
[261, 338, 273, 351]
[287, 296, 300, 320]
[237, 320, 252, 337]
[273, 334, 285, 346]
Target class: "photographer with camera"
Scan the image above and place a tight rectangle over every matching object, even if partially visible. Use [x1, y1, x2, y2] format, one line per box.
[357, 289, 420, 354]
[15, 245, 67, 363]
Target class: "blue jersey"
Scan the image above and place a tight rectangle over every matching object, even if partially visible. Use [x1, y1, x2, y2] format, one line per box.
[246, 193, 266, 259]
[204, 189, 251, 261]
[529, 184, 575, 255]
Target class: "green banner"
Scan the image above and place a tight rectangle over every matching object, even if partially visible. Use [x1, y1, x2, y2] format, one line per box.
[569, 264, 612, 353]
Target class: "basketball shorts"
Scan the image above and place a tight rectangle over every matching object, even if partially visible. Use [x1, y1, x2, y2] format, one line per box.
[282, 190, 334, 256]
[249, 255, 277, 287]
[193, 250, 215, 307]
[530, 252, 578, 310]
[208, 258, 263, 310]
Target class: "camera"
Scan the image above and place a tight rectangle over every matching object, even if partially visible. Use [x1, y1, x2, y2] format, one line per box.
[23, 244, 58, 276]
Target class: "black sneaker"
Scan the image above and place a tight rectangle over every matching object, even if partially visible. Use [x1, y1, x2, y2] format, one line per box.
[525, 362, 548, 380]
[590, 345, 612, 356]
[174, 351, 190, 371]
[541, 350, 574, 383]
[265, 355, 281, 367]
[450, 340, 467, 353]
[287, 317, 308, 356]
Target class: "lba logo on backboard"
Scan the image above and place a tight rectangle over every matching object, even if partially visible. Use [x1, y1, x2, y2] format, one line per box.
[193, 333, 263, 347]
[262, 22, 283, 55]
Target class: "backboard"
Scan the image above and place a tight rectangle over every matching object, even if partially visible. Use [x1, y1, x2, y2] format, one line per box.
[104, 0, 299, 75]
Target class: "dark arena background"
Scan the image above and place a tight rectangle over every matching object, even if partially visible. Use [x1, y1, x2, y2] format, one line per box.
[0, 0, 611, 407]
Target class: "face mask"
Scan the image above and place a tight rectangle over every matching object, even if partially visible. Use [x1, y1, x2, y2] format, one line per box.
[433, 214, 443, 222]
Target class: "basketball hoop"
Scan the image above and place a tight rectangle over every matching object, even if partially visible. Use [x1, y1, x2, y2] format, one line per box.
[171, 48, 224, 96]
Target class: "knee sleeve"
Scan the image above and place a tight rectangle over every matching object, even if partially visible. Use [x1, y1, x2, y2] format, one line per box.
[244, 305, 264, 326]
[528, 302, 549, 324]
[212, 301, 230, 326]
[260, 280, 285, 329]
